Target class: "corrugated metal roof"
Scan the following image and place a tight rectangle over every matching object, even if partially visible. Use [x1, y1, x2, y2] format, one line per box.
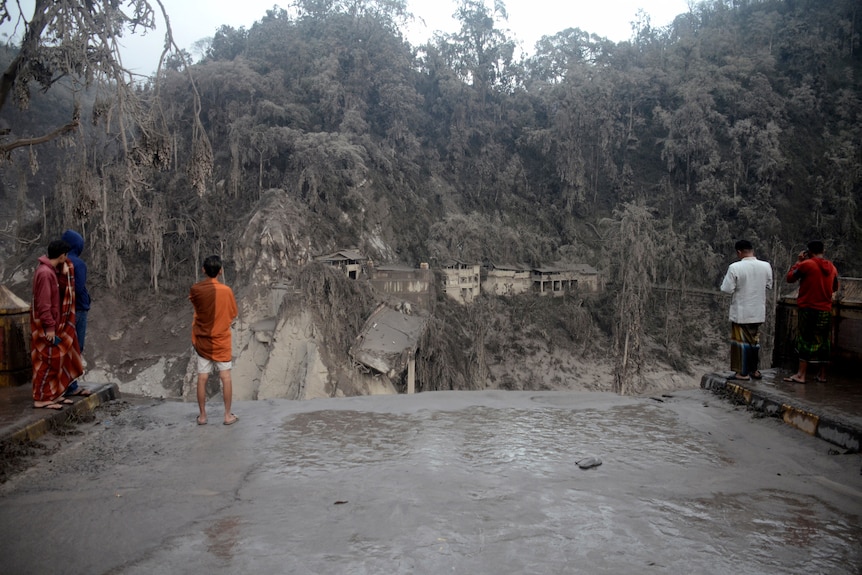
[488, 262, 530, 271]
[839, 277, 862, 305]
[315, 249, 366, 262]
[533, 264, 598, 274]
[781, 277, 861, 306]
[441, 259, 475, 268]
[488, 262, 598, 274]
[375, 265, 417, 272]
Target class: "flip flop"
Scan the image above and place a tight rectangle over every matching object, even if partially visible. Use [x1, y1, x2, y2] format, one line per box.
[196, 416, 207, 426]
[66, 388, 92, 397]
[783, 376, 805, 384]
[729, 374, 750, 381]
[56, 398, 74, 405]
[223, 414, 239, 426]
[33, 403, 64, 410]
[751, 371, 763, 380]
[815, 376, 827, 383]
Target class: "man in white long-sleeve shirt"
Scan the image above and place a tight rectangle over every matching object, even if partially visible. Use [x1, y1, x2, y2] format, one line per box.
[720, 240, 773, 380]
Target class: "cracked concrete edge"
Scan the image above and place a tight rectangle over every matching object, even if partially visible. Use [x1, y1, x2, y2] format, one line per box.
[3, 384, 121, 445]
[701, 373, 861, 452]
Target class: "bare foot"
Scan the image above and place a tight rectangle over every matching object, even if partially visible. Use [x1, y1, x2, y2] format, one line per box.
[33, 402, 63, 410]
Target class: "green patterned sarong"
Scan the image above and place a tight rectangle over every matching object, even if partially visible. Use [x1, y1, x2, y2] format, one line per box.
[796, 308, 832, 364]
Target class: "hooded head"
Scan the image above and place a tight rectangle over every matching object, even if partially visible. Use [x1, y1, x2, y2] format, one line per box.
[62, 230, 85, 257]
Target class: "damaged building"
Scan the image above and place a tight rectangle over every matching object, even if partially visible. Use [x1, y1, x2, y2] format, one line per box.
[482, 263, 603, 298]
[350, 303, 429, 393]
[315, 249, 369, 279]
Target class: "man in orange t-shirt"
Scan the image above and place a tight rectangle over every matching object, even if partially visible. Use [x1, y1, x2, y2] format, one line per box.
[190, 255, 239, 425]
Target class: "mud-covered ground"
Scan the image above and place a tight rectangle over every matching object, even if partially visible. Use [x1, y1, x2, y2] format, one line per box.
[1, 390, 860, 575]
[0, 398, 136, 483]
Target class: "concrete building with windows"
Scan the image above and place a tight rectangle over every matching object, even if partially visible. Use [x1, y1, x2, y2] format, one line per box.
[531, 264, 601, 296]
[484, 263, 601, 297]
[441, 260, 481, 304]
[483, 263, 532, 296]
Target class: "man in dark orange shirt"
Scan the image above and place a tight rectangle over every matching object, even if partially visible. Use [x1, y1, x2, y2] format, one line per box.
[784, 240, 839, 384]
[190, 255, 239, 425]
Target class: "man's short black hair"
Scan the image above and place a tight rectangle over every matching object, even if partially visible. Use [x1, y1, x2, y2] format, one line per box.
[734, 239, 753, 252]
[202, 255, 223, 278]
[47, 239, 71, 259]
[807, 240, 825, 255]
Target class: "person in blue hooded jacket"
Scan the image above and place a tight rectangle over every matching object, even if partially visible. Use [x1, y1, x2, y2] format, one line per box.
[62, 230, 92, 396]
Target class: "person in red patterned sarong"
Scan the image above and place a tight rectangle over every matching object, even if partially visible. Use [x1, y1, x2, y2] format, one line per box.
[30, 239, 84, 409]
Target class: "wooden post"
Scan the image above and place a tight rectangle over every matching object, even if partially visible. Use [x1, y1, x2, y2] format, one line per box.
[407, 351, 416, 394]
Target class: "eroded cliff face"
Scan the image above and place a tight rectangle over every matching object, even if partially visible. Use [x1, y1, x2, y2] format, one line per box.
[229, 306, 397, 401]
[234, 191, 316, 296]
[83, 187, 395, 401]
[87, 279, 394, 401]
[223, 188, 394, 399]
[232, 310, 330, 401]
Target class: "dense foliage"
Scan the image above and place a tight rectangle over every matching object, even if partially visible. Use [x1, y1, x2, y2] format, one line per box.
[6, 0, 860, 284]
[161, 0, 862, 283]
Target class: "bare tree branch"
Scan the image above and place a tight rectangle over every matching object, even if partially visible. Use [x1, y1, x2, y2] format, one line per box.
[0, 118, 79, 154]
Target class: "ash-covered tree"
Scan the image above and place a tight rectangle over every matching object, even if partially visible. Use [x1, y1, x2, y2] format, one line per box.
[429, 0, 523, 205]
[604, 201, 659, 395]
[0, 0, 211, 290]
[0, 0, 203, 162]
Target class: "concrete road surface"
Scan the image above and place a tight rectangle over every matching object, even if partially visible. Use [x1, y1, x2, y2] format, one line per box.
[1, 390, 860, 574]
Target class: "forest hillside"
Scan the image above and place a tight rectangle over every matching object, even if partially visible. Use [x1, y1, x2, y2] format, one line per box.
[0, 0, 859, 397]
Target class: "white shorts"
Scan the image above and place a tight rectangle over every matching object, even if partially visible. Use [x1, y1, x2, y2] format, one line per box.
[195, 350, 232, 374]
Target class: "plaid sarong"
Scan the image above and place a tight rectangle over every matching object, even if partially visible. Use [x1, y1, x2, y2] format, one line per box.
[30, 262, 84, 402]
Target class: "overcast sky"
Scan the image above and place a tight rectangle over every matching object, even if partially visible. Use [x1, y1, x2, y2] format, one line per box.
[3, 0, 692, 74]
